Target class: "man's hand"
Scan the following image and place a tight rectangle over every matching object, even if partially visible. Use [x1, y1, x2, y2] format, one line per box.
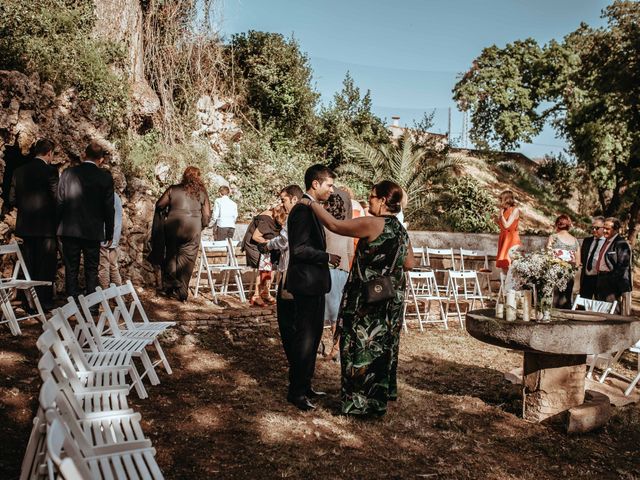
[299, 198, 312, 207]
[328, 253, 341, 268]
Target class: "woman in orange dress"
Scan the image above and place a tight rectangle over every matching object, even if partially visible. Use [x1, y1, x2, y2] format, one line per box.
[495, 190, 521, 272]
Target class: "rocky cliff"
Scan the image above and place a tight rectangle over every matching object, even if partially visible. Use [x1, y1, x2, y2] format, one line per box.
[0, 71, 157, 288]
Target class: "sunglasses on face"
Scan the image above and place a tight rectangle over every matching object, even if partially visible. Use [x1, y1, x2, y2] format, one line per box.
[591, 226, 603, 231]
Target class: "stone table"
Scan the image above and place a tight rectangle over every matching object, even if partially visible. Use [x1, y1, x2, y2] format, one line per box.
[466, 308, 640, 432]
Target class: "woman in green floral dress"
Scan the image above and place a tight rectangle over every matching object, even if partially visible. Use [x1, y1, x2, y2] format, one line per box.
[302, 180, 414, 417]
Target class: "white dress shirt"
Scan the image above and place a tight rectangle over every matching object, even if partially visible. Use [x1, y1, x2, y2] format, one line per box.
[212, 195, 238, 228]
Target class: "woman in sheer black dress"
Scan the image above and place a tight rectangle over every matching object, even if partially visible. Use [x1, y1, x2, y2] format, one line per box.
[155, 166, 211, 301]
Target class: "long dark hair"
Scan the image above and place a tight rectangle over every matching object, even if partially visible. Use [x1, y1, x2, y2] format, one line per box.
[181, 166, 206, 198]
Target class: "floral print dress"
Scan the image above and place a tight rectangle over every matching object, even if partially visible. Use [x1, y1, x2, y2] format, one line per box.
[338, 216, 409, 417]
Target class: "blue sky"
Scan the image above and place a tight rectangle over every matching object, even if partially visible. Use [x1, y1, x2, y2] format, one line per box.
[218, 0, 610, 158]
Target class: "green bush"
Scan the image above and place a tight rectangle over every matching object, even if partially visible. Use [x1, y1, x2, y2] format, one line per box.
[220, 130, 316, 219]
[119, 130, 213, 196]
[442, 176, 499, 233]
[0, 0, 129, 128]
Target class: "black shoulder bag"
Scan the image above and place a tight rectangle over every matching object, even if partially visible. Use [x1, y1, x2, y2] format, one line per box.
[363, 244, 402, 304]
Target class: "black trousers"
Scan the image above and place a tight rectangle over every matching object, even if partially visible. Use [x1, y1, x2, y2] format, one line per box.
[579, 275, 597, 300]
[596, 272, 621, 307]
[21, 236, 57, 305]
[276, 279, 296, 387]
[290, 293, 325, 398]
[61, 237, 100, 298]
[214, 227, 235, 241]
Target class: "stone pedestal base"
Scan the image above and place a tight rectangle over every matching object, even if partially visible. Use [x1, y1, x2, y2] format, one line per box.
[522, 352, 586, 422]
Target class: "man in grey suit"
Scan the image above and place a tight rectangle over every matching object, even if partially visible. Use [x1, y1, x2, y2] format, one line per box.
[57, 141, 115, 300]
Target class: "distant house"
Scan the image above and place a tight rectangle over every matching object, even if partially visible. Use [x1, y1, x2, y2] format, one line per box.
[388, 116, 449, 151]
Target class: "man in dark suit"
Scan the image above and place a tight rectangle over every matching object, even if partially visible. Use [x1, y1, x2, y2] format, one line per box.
[579, 216, 606, 299]
[57, 141, 115, 300]
[286, 165, 340, 411]
[9, 139, 59, 309]
[595, 217, 632, 312]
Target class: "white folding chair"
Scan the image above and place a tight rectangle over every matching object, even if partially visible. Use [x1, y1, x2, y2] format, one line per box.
[459, 249, 493, 297]
[39, 378, 164, 480]
[79, 287, 173, 375]
[195, 239, 247, 303]
[111, 281, 175, 333]
[36, 328, 131, 397]
[45, 415, 164, 480]
[19, 406, 48, 480]
[60, 298, 161, 390]
[38, 351, 132, 417]
[444, 271, 485, 327]
[571, 295, 618, 380]
[403, 271, 447, 331]
[0, 241, 50, 335]
[425, 247, 456, 294]
[43, 309, 148, 399]
[411, 247, 428, 268]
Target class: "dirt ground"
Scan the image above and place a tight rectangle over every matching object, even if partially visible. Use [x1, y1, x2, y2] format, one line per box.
[1, 291, 640, 480]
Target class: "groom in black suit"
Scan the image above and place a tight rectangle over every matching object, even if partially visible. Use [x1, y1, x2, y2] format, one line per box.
[57, 141, 115, 300]
[286, 164, 340, 410]
[9, 139, 59, 309]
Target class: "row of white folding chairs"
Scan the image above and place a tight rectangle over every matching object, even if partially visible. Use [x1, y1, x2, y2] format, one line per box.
[21, 284, 174, 479]
[412, 247, 494, 297]
[403, 270, 485, 331]
[23, 341, 163, 479]
[0, 241, 50, 335]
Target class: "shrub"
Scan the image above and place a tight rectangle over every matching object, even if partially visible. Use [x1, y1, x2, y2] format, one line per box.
[0, 0, 129, 128]
[220, 130, 315, 219]
[536, 152, 576, 197]
[442, 177, 499, 233]
[119, 130, 213, 196]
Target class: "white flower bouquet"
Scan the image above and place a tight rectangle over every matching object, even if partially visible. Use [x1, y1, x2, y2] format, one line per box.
[510, 249, 577, 320]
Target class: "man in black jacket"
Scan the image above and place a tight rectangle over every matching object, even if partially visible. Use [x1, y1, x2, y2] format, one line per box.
[595, 217, 632, 312]
[286, 164, 340, 411]
[579, 216, 606, 299]
[9, 139, 59, 309]
[57, 141, 115, 299]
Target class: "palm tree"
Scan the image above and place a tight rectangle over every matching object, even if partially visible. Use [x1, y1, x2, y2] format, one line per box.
[339, 130, 463, 211]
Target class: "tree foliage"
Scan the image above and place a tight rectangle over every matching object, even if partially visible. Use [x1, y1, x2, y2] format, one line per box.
[0, 0, 129, 128]
[453, 0, 640, 241]
[316, 72, 389, 169]
[442, 176, 499, 233]
[536, 153, 577, 198]
[229, 31, 320, 144]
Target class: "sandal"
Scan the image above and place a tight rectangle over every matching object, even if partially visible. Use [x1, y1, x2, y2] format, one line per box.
[250, 295, 266, 307]
[262, 295, 277, 305]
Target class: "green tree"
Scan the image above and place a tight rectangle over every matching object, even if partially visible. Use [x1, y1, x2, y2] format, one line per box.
[316, 72, 389, 169]
[229, 30, 320, 144]
[442, 177, 499, 233]
[453, 1, 640, 242]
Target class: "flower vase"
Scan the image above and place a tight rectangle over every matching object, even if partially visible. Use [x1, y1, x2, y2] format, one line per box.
[536, 291, 553, 323]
